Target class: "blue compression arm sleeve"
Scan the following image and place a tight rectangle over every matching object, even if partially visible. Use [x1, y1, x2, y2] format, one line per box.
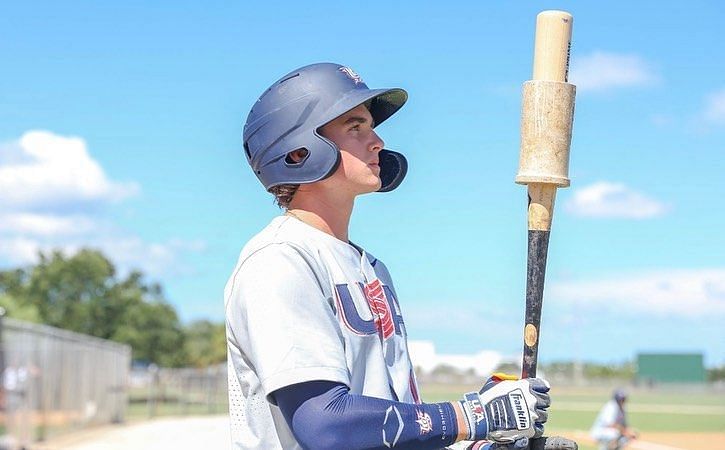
[274, 381, 459, 450]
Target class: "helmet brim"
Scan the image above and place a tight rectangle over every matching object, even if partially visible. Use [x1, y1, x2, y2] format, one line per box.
[367, 88, 408, 128]
[323, 87, 408, 129]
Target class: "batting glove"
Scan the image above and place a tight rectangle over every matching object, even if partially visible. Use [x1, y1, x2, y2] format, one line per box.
[458, 377, 550, 444]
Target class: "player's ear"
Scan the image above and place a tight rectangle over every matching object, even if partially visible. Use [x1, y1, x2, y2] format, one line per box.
[285, 148, 309, 165]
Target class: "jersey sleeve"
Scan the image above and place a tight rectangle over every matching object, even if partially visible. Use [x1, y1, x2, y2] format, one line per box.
[225, 243, 350, 401]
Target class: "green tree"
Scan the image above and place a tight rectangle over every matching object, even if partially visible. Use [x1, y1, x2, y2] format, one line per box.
[583, 361, 635, 379]
[0, 293, 42, 323]
[0, 249, 187, 367]
[23, 249, 116, 333]
[707, 365, 725, 381]
[184, 320, 227, 367]
[114, 299, 187, 367]
[0, 268, 26, 298]
[492, 362, 522, 375]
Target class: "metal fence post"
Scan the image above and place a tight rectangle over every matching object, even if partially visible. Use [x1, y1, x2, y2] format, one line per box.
[148, 364, 158, 419]
[206, 366, 213, 414]
[0, 307, 6, 447]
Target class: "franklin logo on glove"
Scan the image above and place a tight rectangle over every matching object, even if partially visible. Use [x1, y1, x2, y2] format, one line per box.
[509, 389, 530, 430]
[460, 377, 550, 443]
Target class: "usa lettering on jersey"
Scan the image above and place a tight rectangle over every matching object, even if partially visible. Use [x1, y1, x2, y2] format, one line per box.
[334, 281, 405, 338]
[365, 279, 395, 339]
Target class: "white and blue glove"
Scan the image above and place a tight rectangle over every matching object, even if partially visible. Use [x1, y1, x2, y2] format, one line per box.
[458, 374, 550, 444]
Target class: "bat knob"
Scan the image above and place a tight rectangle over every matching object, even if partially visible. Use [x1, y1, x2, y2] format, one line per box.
[489, 437, 578, 450]
[529, 436, 578, 450]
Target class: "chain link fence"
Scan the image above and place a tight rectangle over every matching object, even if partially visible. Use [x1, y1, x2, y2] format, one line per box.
[129, 364, 227, 418]
[0, 313, 131, 450]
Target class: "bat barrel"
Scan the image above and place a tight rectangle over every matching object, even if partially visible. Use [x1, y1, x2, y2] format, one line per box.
[532, 10, 573, 82]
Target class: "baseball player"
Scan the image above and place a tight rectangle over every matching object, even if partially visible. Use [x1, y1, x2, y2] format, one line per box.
[225, 62, 551, 450]
[590, 389, 637, 450]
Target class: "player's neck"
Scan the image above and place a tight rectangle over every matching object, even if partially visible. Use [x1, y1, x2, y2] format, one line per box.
[287, 192, 354, 242]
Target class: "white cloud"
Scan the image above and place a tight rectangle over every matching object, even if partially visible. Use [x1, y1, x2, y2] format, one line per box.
[569, 51, 659, 92]
[0, 233, 202, 278]
[0, 212, 97, 236]
[0, 237, 45, 266]
[551, 269, 725, 318]
[565, 181, 667, 219]
[0, 130, 139, 210]
[0, 130, 203, 277]
[702, 88, 725, 126]
[94, 236, 180, 277]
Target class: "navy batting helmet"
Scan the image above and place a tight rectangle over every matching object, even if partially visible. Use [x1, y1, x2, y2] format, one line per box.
[613, 389, 628, 401]
[243, 63, 408, 192]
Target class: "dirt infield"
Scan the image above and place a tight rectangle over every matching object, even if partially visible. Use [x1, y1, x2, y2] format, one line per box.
[641, 432, 725, 450]
[566, 430, 725, 450]
[34, 416, 231, 450]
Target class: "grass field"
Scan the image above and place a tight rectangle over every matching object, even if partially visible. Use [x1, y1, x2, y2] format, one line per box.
[126, 400, 226, 419]
[421, 383, 725, 450]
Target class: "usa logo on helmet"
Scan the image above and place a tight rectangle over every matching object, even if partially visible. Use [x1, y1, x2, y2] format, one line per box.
[339, 66, 364, 84]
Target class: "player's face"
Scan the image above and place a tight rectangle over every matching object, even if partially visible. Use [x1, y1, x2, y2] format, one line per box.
[318, 104, 384, 196]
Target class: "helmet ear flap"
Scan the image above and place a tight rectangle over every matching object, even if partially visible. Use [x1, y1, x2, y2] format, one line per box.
[310, 131, 342, 181]
[378, 150, 407, 192]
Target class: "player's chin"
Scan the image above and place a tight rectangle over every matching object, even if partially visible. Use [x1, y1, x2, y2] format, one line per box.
[363, 165, 381, 183]
[371, 173, 382, 191]
[360, 175, 382, 194]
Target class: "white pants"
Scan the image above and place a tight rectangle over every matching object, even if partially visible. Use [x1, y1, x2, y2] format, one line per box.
[591, 428, 630, 450]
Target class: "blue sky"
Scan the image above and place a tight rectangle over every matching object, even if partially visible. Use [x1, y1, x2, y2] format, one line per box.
[1, 1, 723, 366]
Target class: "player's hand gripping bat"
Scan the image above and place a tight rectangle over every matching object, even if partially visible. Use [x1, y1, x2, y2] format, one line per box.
[515, 10, 578, 450]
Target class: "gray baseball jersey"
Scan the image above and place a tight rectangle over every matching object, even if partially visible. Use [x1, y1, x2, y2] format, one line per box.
[225, 215, 420, 449]
[590, 399, 626, 442]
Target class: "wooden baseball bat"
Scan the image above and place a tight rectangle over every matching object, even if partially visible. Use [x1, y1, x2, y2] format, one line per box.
[517, 10, 576, 379]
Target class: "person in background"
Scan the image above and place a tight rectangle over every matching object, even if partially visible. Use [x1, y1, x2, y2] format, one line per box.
[590, 389, 638, 450]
